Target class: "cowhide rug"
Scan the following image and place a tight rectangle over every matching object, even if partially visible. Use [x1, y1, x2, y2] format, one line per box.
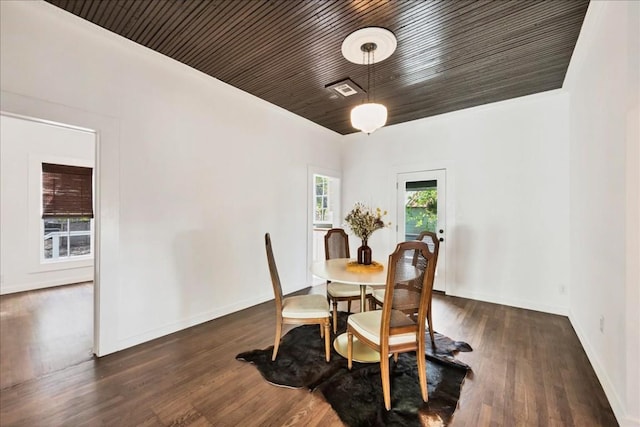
[236, 312, 472, 426]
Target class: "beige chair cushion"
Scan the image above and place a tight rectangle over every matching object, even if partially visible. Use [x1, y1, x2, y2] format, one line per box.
[328, 282, 373, 298]
[371, 288, 385, 302]
[347, 309, 417, 346]
[282, 294, 329, 318]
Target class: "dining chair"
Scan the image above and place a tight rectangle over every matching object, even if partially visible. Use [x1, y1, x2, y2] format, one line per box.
[347, 240, 437, 410]
[265, 233, 331, 362]
[324, 228, 373, 333]
[370, 230, 439, 346]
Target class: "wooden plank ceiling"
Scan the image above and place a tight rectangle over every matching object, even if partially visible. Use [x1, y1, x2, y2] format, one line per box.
[45, 0, 590, 135]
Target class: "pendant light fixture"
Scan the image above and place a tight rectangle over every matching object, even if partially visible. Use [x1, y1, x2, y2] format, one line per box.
[342, 27, 397, 134]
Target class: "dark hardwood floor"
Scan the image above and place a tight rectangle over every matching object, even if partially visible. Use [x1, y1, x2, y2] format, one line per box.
[0, 285, 617, 426]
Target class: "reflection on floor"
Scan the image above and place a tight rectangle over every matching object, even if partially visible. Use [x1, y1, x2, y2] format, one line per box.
[0, 282, 93, 389]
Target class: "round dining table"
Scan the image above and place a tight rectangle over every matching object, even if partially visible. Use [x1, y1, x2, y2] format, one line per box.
[311, 257, 420, 362]
[311, 258, 387, 309]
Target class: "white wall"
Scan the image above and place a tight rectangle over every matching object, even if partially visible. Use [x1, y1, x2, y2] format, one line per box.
[564, 1, 640, 426]
[0, 115, 95, 294]
[0, 1, 342, 355]
[342, 90, 571, 315]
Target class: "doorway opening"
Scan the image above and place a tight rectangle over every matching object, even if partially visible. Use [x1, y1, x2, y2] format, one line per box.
[0, 113, 97, 386]
[307, 168, 341, 286]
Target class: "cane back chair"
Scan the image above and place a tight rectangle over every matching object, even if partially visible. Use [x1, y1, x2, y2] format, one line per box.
[265, 233, 331, 362]
[347, 240, 437, 410]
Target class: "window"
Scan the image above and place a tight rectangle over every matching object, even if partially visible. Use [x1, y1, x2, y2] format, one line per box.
[43, 218, 91, 259]
[314, 175, 330, 223]
[404, 180, 437, 240]
[42, 163, 93, 261]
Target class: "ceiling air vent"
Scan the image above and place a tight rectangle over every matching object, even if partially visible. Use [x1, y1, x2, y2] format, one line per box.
[325, 78, 365, 99]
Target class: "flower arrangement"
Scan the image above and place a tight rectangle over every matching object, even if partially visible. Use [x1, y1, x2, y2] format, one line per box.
[344, 202, 390, 243]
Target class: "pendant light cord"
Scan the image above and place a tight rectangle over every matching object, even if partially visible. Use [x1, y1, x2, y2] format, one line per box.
[362, 43, 377, 104]
[371, 49, 375, 103]
[367, 49, 371, 103]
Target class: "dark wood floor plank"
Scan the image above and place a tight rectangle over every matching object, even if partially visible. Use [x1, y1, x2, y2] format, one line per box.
[0, 284, 617, 426]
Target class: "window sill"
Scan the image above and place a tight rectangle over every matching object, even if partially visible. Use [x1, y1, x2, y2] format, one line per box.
[31, 256, 93, 273]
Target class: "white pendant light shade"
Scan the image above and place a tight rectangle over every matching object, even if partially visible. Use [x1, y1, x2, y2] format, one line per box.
[350, 103, 388, 134]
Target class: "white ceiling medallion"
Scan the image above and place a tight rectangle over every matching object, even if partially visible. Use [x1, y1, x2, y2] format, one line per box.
[341, 27, 397, 65]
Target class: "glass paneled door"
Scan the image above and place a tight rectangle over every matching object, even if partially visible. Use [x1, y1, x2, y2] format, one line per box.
[397, 170, 446, 292]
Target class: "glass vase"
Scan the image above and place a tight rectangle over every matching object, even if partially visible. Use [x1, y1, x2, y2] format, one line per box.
[357, 239, 372, 265]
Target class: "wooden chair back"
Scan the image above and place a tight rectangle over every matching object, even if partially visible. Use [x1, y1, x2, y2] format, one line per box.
[264, 233, 283, 316]
[405, 231, 439, 293]
[324, 228, 350, 260]
[415, 230, 439, 265]
[381, 240, 436, 350]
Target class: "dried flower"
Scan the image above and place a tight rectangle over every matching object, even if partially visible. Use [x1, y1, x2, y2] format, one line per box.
[344, 202, 390, 242]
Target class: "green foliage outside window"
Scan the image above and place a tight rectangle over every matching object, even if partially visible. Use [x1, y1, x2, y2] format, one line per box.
[405, 189, 437, 235]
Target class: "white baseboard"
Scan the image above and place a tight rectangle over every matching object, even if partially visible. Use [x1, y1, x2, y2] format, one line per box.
[0, 275, 94, 295]
[110, 291, 274, 355]
[99, 281, 319, 356]
[448, 289, 569, 316]
[569, 310, 630, 427]
[623, 417, 640, 427]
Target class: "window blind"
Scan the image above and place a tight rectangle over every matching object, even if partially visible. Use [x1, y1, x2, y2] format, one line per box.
[42, 163, 94, 218]
[405, 180, 436, 191]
